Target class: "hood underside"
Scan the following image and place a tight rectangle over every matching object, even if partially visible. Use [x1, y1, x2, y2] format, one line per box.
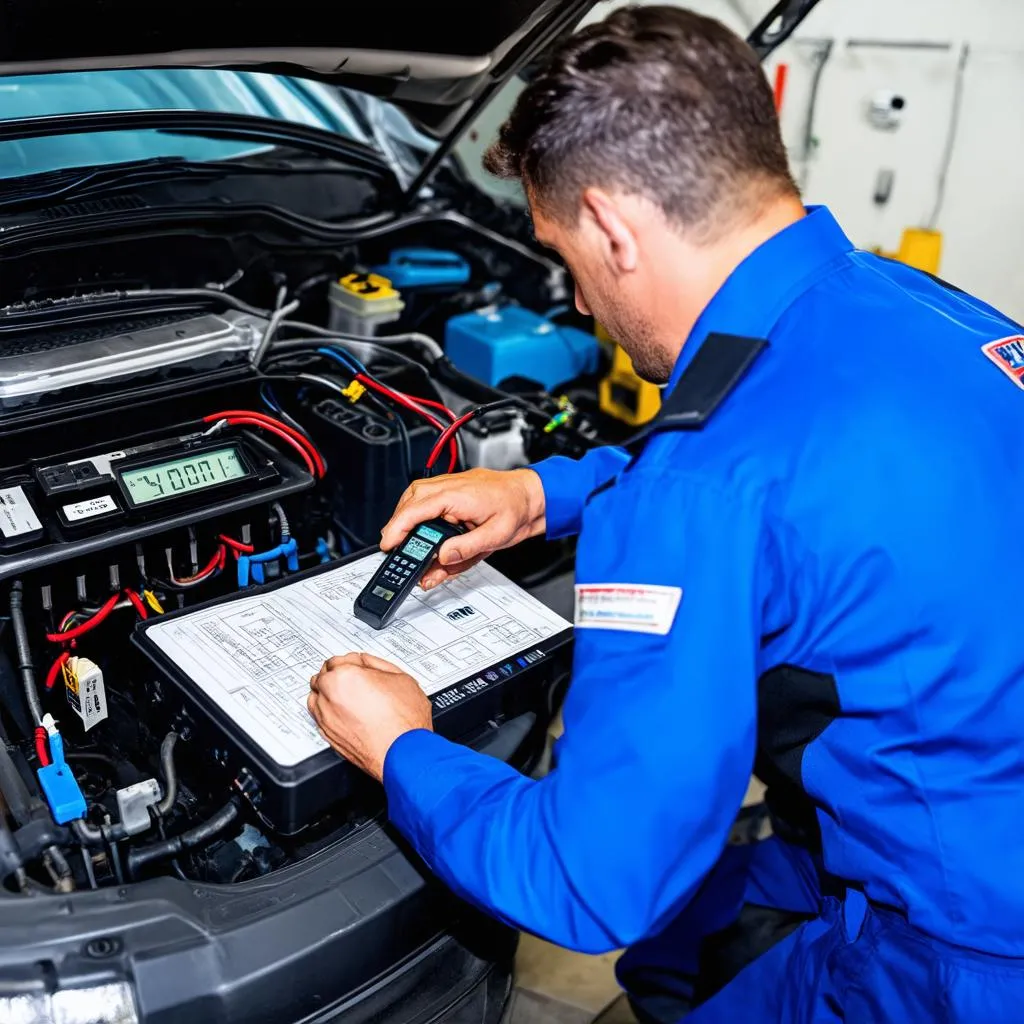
[0, 0, 596, 136]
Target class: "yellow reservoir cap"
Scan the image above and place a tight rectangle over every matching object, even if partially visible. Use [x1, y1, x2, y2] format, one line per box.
[337, 272, 400, 302]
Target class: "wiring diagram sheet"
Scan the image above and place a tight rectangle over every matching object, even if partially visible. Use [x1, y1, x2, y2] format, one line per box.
[144, 554, 570, 767]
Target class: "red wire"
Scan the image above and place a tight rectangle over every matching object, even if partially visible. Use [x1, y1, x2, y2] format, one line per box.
[205, 414, 319, 478]
[203, 410, 325, 477]
[46, 592, 121, 643]
[45, 650, 71, 692]
[174, 544, 224, 584]
[218, 534, 255, 553]
[124, 589, 149, 620]
[207, 411, 324, 476]
[34, 727, 51, 767]
[355, 376, 458, 472]
[426, 410, 475, 471]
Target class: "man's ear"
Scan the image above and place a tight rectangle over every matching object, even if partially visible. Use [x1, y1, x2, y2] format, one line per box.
[581, 187, 640, 274]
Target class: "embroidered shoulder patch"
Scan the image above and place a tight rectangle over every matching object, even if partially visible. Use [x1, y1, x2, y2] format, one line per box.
[574, 584, 682, 636]
[981, 335, 1024, 390]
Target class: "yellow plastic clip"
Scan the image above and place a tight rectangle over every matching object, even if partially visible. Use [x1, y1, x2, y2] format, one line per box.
[341, 380, 367, 403]
[143, 590, 165, 615]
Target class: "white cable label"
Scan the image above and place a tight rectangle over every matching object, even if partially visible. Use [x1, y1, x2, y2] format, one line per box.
[0, 485, 42, 539]
[63, 494, 118, 522]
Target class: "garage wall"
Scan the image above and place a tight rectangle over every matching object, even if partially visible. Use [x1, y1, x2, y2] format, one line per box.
[579, 0, 1024, 321]
[458, 0, 1024, 323]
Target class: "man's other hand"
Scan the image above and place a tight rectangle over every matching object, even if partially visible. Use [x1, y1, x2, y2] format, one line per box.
[308, 653, 432, 781]
[380, 468, 547, 590]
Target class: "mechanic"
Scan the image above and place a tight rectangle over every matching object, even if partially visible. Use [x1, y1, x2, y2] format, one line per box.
[306, 7, 1024, 1022]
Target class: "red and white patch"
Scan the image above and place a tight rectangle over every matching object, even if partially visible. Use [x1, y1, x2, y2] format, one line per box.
[574, 584, 682, 636]
[981, 335, 1024, 390]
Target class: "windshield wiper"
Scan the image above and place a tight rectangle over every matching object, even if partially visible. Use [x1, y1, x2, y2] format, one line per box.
[0, 156, 233, 210]
[0, 109, 390, 179]
[0, 151, 381, 212]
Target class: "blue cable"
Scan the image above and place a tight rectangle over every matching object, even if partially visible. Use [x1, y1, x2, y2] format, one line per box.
[317, 346, 367, 376]
[260, 382, 282, 415]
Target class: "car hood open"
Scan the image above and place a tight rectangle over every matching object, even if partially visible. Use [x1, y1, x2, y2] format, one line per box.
[0, 0, 597, 138]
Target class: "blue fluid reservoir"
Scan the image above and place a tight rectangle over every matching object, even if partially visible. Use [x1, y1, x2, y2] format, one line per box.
[444, 306, 599, 390]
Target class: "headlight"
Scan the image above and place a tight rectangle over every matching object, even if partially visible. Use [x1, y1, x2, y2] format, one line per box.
[1, 981, 138, 1024]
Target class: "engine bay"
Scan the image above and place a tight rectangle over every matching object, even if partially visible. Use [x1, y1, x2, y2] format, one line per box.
[0, 214, 600, 896]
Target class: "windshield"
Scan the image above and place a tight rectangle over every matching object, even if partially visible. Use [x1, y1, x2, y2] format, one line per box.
[0, 69, 436, 180]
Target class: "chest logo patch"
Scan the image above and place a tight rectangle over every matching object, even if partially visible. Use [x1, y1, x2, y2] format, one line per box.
[982, 335, 1024, 390]
[574, 584, 682, 636]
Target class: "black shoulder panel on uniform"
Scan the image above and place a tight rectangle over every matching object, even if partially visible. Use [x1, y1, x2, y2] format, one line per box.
[624, 333, 768, 452]
[658, 332, 769, 426]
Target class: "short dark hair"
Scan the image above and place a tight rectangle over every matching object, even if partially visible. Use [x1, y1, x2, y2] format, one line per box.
[484, 6, 798, 236]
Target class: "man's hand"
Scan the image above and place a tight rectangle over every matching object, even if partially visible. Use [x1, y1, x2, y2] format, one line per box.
[308, 653, 432, 781]
[381, 468, 547, 589]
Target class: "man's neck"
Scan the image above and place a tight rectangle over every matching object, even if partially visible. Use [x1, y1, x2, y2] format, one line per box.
[653, 193, 806, 364]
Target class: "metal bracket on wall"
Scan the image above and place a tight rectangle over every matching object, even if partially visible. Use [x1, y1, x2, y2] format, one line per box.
[747, 0, 827, 59]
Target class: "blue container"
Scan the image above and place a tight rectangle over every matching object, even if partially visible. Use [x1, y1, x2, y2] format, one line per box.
[444, 306, 599, 390]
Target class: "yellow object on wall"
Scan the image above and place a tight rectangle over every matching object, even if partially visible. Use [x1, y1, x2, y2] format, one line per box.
[875, 227, 943, 276]
[596, 324, 661, 426]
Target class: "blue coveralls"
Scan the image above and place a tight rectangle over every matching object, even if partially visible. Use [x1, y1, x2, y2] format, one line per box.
[384, 206, 1024, 1021]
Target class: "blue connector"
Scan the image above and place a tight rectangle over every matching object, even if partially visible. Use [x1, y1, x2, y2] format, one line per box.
[36, 718, 87, 824]
[315, 537, 332, 564]
[371, 247, 470, 290]
[237, 538, 300, 587]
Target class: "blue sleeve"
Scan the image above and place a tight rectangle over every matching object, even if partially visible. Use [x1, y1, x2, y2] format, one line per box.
[383, 467, 765, 953]
[531, 446, 630, 539]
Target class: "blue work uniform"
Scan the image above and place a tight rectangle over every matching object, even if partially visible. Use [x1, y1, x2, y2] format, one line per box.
[384, 206, 1024, 1021]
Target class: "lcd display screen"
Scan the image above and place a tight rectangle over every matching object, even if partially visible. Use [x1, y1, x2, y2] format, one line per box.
[120, 447, 247, 506]
[402, 535, 435, 561]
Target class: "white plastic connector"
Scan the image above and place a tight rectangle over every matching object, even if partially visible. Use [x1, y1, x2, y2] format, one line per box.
[66, 657, 108, 732]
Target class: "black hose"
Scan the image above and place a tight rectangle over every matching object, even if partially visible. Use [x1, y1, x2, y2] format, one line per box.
[156, 732, 179, 816]
[0, 740, 34, 826]
[0, 647, 33, 739]
[9, 583, 43, 727]
[0, 814, 23, 885]
[127, 798, 240, 877]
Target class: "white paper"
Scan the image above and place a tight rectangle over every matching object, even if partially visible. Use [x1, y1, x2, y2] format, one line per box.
[144, 554, 571, 767]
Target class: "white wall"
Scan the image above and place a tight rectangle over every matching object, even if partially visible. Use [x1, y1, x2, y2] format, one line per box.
[460, 0, 1024, 322]
[581, 0, 1024, 320]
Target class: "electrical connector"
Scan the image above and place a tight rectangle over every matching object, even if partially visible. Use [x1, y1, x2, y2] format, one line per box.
[543, 395, 578, 434]
[36, 716, 86, 824]
[341, 380, 367, 403]
[237, 538, 300, 587]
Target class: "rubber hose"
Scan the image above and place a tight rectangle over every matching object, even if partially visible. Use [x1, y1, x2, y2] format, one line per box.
[0, 740, 34, 826]
[9, 583, 43, 727]
[0, 648, 33, 739]
[127, 798, 240, 876]
[156, 732, 179, 816]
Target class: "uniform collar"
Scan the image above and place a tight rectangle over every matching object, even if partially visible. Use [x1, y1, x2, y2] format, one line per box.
[665, 205, 854, 392]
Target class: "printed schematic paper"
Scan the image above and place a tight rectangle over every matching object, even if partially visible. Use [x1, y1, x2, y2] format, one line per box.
[144, 554, 571, 767]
